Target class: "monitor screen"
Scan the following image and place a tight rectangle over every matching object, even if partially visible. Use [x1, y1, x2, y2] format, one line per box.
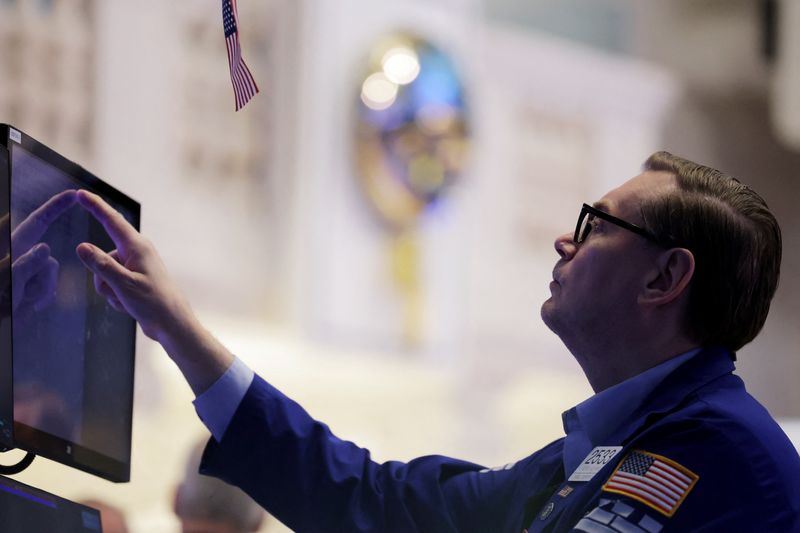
[0, 124, 139, 482]
[0, 473, 102, 532]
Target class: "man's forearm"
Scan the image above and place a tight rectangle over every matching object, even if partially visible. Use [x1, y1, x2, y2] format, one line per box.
[156, 310, 235, 397]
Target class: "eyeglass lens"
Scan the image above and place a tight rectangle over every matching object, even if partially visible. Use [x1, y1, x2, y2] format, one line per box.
[577, 211, 595, 243]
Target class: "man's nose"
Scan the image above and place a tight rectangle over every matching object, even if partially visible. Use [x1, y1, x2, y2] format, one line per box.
[554, 232, 576, 260]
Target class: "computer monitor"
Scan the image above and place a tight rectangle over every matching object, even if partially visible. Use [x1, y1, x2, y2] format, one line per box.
[0, 473, 103, 532]
[0, 124, 139, 482]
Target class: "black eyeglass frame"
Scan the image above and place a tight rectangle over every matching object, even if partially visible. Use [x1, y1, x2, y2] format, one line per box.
[574, 203, 660, 244]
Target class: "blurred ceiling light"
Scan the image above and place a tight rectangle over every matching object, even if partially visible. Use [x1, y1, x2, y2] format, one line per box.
[381, 46, 420, 85]
[361, 72, 398, 110]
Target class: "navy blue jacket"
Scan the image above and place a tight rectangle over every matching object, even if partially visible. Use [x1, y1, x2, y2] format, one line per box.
[200, 348, 800, 532]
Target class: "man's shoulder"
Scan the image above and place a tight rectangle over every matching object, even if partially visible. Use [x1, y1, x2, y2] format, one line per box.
[659, 376, 798, 459]
[640, 377, 800, 477]
[637, 405, 800, 484]
[613, 386, 800, 529]
[561, 391, 800, 532]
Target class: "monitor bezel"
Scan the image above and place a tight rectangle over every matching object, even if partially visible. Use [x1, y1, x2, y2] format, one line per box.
[0, 143, 12, 453]
[0, 123, 139, 482]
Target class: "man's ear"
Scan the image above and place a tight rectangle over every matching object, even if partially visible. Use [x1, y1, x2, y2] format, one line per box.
[639, 247, 695, 306]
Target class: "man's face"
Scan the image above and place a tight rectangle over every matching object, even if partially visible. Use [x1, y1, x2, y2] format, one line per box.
[541, 171, 676, 348]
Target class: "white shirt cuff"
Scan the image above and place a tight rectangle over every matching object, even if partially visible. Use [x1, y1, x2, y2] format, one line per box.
[192, 356, 254, 442]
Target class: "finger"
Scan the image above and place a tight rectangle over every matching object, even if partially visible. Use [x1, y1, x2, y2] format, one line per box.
[92, 275, 125, 315]
[76, 242, 132, 294]
[107, 296, 125, 313]
[91, 253, 120, 294]
[12, 243, 50, 282]
[12, 190, 77, 253]
[32, 257, 59, 311]
[76, 190, 138, 256]
[90, 271, 124, 312]
[95, 276, 117, 301]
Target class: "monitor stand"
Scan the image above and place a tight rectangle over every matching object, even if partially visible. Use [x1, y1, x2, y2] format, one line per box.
[0, 450, 35, 475]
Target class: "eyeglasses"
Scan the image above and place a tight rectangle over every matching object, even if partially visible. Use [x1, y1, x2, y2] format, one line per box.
[574, 203, 660, 244]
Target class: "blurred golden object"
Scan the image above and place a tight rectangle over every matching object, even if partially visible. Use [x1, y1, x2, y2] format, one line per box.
[352, 33, 469, 348]
[389, 231, 423, 347]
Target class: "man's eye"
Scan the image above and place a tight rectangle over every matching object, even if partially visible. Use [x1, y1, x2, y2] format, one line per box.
[580, 217, 602, 242]
[579, 215, 596, 241]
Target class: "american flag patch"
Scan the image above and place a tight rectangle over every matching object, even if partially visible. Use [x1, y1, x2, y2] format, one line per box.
[602, 450, 698, 517]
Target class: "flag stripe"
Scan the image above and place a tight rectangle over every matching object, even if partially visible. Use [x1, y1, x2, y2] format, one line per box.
[608, 482, 672, 512]
[651, 461, 691, 486]
[615, 471, 682, 500]
[608, 476, 677, 506]
[639, 466, 686, 494]
[233, 68, 245, 98]
[231, 66, 242, 107]
[646, 468, 687, 494]
[235, 66, 257, 106]
[236, 64, 256, 94]
[659, 462, 692, 485]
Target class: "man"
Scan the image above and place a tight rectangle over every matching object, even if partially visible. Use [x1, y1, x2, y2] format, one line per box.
[74, 152, 800, 531]
[174, 439, 266, 533]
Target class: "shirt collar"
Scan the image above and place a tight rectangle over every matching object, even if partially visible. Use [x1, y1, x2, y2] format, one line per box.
[561, 347, 702, 475]
[579, 348, 702, 444]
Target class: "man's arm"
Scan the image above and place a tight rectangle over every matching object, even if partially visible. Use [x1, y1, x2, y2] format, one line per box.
[74, 189, 232, 396]
[201, 372, 542, 533]
[73, 190, 538, 532]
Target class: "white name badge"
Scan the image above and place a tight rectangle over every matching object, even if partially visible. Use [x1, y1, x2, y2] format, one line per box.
[568, 446, 623, 482]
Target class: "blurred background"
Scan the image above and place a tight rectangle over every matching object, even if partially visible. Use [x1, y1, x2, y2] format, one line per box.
[1, 0, 799, 531]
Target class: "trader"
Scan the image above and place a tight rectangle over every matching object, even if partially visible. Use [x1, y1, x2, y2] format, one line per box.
[75, 152, 800, 531]
[174, 438, 267, 533]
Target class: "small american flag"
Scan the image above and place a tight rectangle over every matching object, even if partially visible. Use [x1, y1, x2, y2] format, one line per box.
[602, 450, 698, 517]
[222, 0, 259, 111]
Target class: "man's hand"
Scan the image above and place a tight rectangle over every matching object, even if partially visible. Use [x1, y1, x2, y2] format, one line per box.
[74, 189, 234, 396]
[74, 189, 191, 342]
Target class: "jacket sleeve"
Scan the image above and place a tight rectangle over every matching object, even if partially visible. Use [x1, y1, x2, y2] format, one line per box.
[198, 375, 531, 533]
